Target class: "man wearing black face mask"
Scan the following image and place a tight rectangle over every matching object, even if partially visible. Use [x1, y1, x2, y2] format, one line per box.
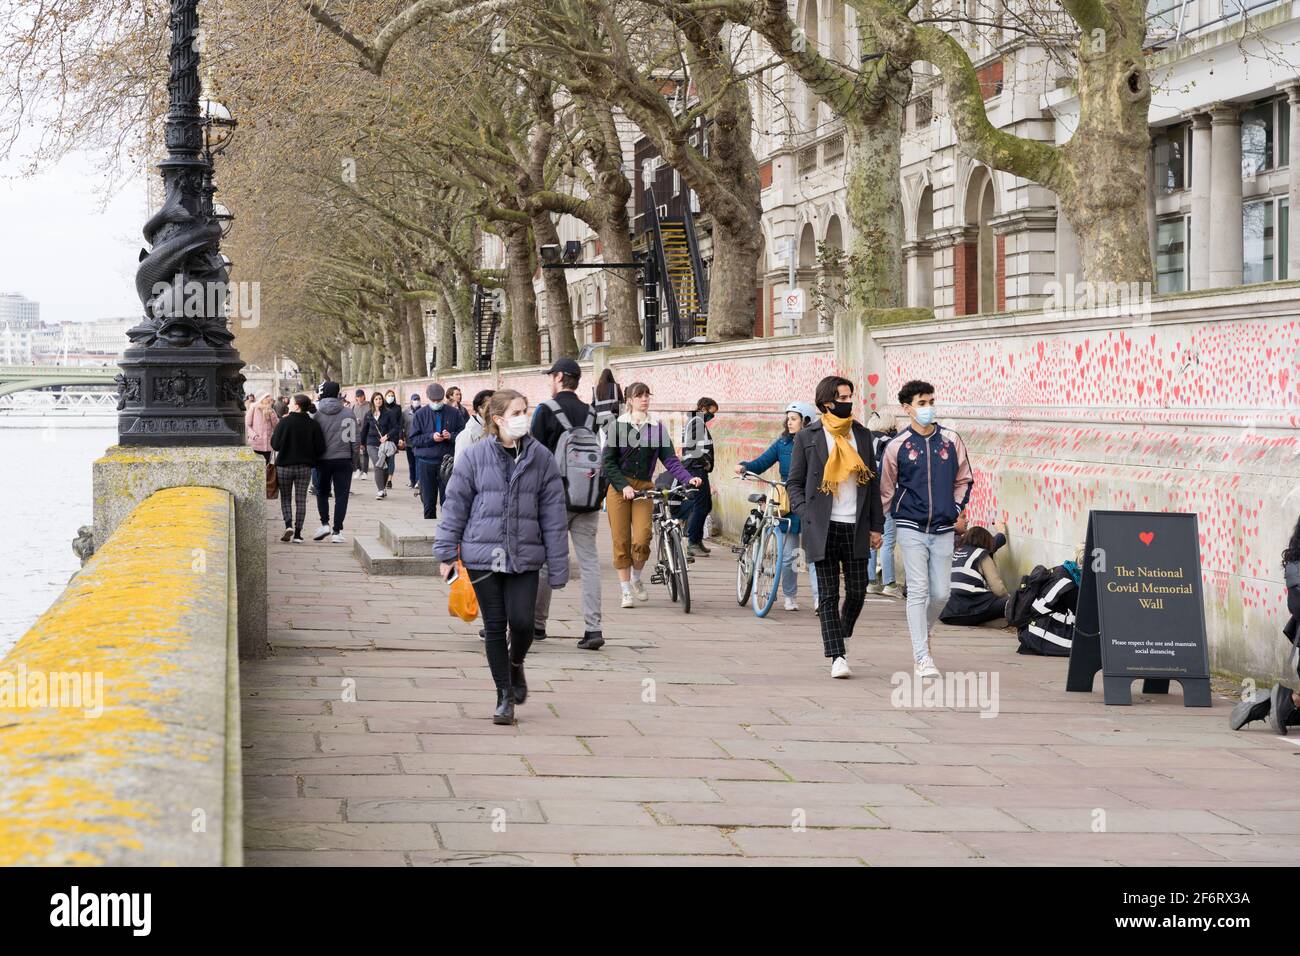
[679, 397, 719, 558]
[788, 375, 884, 680]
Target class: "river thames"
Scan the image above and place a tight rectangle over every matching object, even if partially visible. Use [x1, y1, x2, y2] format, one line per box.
[0, 423, 116, 657]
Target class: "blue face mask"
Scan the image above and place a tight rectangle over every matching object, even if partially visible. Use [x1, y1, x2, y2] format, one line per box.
[914, 406, 936, 427]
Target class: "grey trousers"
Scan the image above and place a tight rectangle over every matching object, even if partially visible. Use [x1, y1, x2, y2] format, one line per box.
[536, 509, 602, 633]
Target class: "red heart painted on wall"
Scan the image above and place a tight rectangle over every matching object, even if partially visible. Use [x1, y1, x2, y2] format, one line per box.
[1139, 532, 1155, 546]
[867, 373, 879, 386]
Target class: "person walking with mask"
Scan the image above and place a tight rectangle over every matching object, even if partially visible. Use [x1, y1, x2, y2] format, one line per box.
[403, 392, 422, 493]
[879, 379, 974, 678]
[434, 390, 569, 725]
[679, 397, 719, 559]
[359, 391, 401, 500]
[602, 382, 701, 609]
[352, 389, 369, 479]
[408, 383, 462, 519]
[787, 376, 884, 679]
[310, 382, 357, 543]
[530, 357, 606, 650]
[271, 393, 326, 543]
[383, 390, 400, 487]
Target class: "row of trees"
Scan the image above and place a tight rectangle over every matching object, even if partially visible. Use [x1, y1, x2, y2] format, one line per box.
[0, 0, 1158, 385]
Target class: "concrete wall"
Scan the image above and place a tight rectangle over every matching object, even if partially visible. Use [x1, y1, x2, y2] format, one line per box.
[354, 282, 1300, 684]
[0, 487, 242, 865]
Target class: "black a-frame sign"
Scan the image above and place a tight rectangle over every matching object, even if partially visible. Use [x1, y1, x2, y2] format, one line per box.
[1066, 510, 1211, 707]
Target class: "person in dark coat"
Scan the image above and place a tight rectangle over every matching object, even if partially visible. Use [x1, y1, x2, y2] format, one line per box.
[1232, 514, 1300, 734]
[271, 393, 326, 542]
[358, 391, 402, 499]
[787, 375, 884, 680]
[433, 390, 569, 726]
[408, 383, 464, 519]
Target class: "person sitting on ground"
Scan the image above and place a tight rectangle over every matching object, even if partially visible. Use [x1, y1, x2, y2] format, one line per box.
[939, 521, 1011, 626]
[1231, 513, 1300, 734]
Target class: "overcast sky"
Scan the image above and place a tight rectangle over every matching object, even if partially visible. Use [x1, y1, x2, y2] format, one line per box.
[0, 147, 148, 326]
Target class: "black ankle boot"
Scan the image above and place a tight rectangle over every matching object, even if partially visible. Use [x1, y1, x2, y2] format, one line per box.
[493, 686, 515, 725]
[510, 660, 527, 705]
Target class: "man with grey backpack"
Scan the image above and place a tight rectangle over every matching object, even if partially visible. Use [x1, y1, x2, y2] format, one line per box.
[530, 357, 606, 650]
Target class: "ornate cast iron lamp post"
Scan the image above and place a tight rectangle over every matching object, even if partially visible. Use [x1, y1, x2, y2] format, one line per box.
[116, 0, 246, 444]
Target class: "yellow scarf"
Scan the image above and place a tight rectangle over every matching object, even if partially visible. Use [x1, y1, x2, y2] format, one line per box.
[819, 412, 872, 495]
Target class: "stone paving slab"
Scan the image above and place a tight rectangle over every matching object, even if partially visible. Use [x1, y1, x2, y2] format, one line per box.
[242, 472, 1300, 866]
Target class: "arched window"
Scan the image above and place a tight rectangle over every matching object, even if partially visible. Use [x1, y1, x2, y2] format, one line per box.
[798, 221, 818, 271]
[911, 187, 934, 309]
[961, 167, 997, 314]
[827, 0, 845, 62]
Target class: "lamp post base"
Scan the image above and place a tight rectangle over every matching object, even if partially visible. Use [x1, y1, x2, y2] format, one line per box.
[116, 342, 247, 446]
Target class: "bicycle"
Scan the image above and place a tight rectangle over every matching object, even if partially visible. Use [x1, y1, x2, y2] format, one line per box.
[731, 472, 792, 618]
[629, 485, 698, 614]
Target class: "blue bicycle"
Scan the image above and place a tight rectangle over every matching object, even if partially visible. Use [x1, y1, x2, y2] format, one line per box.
[733, 472, 791, 618]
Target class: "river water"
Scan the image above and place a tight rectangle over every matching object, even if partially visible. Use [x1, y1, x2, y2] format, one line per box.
[0, 423, 117, 658]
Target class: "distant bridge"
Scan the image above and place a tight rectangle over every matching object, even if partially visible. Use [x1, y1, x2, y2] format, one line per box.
[0, 364, 119, 398]
[0, 390, 118, 411]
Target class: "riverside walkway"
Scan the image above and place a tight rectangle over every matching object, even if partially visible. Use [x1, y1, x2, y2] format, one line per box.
[241, 461, 1300, 866]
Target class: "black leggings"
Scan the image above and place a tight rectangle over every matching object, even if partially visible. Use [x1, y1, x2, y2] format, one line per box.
[941, 593, 1010, 626]
[470, 570, 539, 691]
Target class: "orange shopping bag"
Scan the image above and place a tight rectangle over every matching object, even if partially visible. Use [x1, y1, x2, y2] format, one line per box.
[448, 558, 479, 622]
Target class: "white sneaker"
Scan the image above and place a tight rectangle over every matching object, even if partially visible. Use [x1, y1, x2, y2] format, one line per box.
[330, 533, 345, 544]
[376, 490, 386, 500]
[915, 655, 941, 679]
[882, 583, 904, 599]
[312, 524, 331, 541]
[632, 580, 649, 602]
[620, 589, 635, 609]
[866, 582, 883, 595]
[784, 597, 799, 611]
[830, 657, 852, 678]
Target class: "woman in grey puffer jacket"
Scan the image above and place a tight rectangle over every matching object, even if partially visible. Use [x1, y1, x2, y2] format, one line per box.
[434, 390, 569, 725]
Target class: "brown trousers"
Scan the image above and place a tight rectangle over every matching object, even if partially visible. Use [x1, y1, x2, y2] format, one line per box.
[606, 477, 655, 569]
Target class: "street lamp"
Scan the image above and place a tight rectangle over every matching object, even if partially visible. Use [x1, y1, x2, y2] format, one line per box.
[116, 0, 247, 445]
[202, 98, 236, 155]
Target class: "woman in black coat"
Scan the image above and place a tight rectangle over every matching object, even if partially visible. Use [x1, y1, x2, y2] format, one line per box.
[358, 391, 402, 499]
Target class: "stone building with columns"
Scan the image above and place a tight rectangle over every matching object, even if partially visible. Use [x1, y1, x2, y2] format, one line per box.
[490, 1, 1299, 362]
[774, 0, 1300, 322]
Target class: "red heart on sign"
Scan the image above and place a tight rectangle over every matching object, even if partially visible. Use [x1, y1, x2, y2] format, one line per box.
[1139, 532, 1155, 546]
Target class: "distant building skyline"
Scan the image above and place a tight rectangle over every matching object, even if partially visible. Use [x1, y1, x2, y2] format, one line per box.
[0, 292, 39, 328]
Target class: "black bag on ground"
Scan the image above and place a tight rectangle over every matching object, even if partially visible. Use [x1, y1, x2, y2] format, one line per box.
[1015, 565, 1080, 657]
[1006, 565, 1052, 628]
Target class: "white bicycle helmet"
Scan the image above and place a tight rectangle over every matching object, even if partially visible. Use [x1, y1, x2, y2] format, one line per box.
[785, 402, 819, 426]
